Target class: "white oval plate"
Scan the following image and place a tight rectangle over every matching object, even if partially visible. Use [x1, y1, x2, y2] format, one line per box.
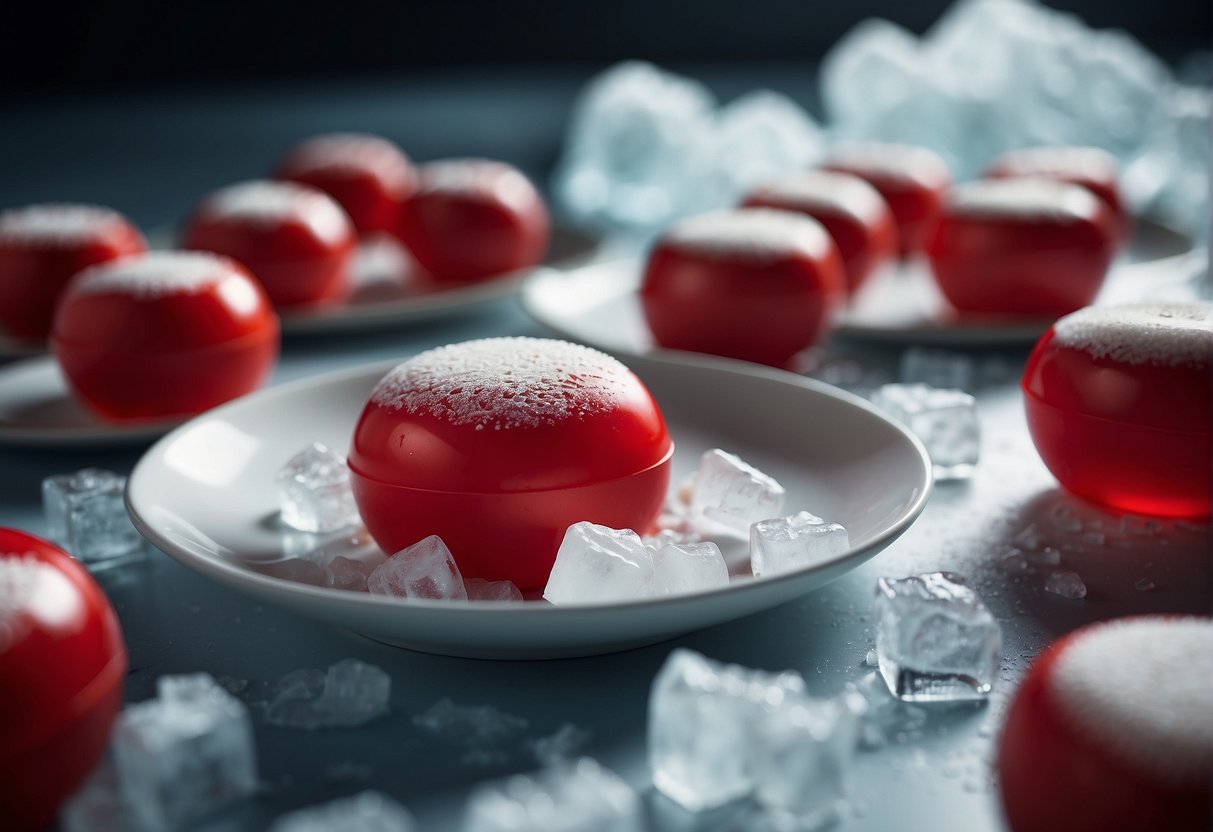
[0, 356, 182, 447]
[126, 353, 932, 659]
[523, 220, 1199, 350]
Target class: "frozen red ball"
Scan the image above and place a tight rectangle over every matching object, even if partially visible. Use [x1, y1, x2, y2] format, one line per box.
[0, 528, 127, 832]
[348, 337, 673, 590]
[0, 204, 146, 344]
[821, 143, 951, 256]
[275, 132, 415, 237]
[641, 208, 845, 367]
[998, 616, 1212, 832]
[926, 179, 1119, 318]
[1022, 302, 1211, 517]
[184, 180, 356, 309]
[985, 146, 1127, 237]
[742, 170, 897, 295]
[396, 159, 550, 283]
[52, 252, 280, 423]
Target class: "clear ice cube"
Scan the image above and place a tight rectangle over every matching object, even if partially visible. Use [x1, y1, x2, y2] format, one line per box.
[750, 511, 851, 578]
[41, 468, 143, 566]
[462, 757, 642, 832]
[899, 347, 976, 391]
[690, 449, 786, 536]
[265, 659, 391, 730]
[268, 791, 415, 832]
[1044, 570, 1088, 599]
[368, 535, 468, 601]
[651, 541, 730, 597]
[869, 384, 980, 480]
[112, 673, 258, 831]
[643, 527, 701, 552]
[329, 555, 372, 592]
[275, 442, 361, 534]
[648, 649, 806, 811]
[544, 522, 654, 605]
[874, 572, 1001, 702]
[465, 578, 524, 602]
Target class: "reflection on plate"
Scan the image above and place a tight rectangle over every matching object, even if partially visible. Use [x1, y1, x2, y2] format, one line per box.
[126, 353, 932, 659]
[0, 357, 182, 448]
[523, 220, 1199, 351]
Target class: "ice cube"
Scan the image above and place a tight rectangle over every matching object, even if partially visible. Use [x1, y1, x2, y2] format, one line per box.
[544, 522, 653, 605]
[643, 527, 701, 552]
[752, 691, 862, 828]
[329, 555, 372, 592]
[265, 660, 391, 730]
[1044, 570, 1088, 599]
[651, 542, 730, 597]
[368, 535, 468, 601]
[750, 511, 851, 578]
[465, 578, 524, 602]
[268, 791, 416, 832]
[275, 442, 361, 534]
[112, 673, 258, 831]
[875, 573, 1002, 702]
[61, 759, 139, 832]
[649, 649, 806, 811]
[899, 347, 976, 391]
[462, 757, 642, 832]
[869, 384, 980, 480]
[690, 449, 786, 536]
[42, 468, 144, 566]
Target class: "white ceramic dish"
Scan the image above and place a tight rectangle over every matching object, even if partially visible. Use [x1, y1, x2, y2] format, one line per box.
[0, 356, 182, 447]
[523, 220, 1198, 350]
[126, 353, 932, 659]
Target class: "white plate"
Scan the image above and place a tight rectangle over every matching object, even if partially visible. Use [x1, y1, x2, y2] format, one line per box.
[0, 356, 182, 447]
[523, 220, 1199, 351]
[126, 354, 932, 659]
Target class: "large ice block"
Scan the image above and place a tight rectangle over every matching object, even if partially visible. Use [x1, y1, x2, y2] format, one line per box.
[869, 384, 980, 480]
[462, 757, 642, 832]
[544, 522, 653, 605]
[42, 468, 143, 566]
[750, 511, 850, 578]
[368, 535, 468, 601]
[276, 442, 361, 534]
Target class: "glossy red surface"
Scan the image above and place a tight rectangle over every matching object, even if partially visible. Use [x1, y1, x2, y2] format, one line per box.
[52, 256, 280, 423]
[985, 147, 1128, 237]
[396, 159, 550, 283]
[0, 529, 127, 832]
[1022, 326, 1211, 517]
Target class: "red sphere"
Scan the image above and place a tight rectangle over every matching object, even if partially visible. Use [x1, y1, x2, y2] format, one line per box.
[985, 146, 1128, 238]
[0, 204, 146, 344]
[275, 133, 415, 237]
[926, 179, 1119, 318]
[348, 338, 673, 590]
[1022, 302, 1211, 517]
[641, 209, 845, 367]
[184, 180, 356, 309]
[742, 170, 897, 295]
[396, 159, 550, 283]
[0, 528, 127, 832]
[52, 252, 280, 423]
[821, 143, 951, 256]
[998, 616, 1212, 832]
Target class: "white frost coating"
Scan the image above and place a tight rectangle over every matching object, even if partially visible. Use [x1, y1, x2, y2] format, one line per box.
[0, 203, 127, 245]
[660, 209, 834, 264]
[826, 143, 951, 189]
[282, 133, 412, 183]
[370, 337, 634, 430]
[196, 180, 351, 247]
[1050, 617, 1213, 787]
[749, 170, 890, 227]
[71, 252, 237, 299]
[1054, 302, 1213, 366]
[947, 179, 1099, 222]
[415, 159, 537, 214]
[993, 146, 1120, 182]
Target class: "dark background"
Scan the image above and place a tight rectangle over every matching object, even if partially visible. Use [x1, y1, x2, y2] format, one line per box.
[2, 0, 1208, 99]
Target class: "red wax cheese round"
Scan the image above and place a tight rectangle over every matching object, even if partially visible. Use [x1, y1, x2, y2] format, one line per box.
[0, 528, 127, 832]
[926, 179, 1119, 318]
[1022, 302, 1211, 517]
[349, 338, 673, 590]
[396, 159, 550, 283]
[985, 146, 1127, 237]
[742, 170, 897, 295]
[275, 133, 415, 237]
[821, 143, 951, 256]
[184, 180, 356, 309]
[52, 252, 280, 423]
[641, 209, 845, 367]
[998, 616, 1212, 832]
[0, 204, 146, 344]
